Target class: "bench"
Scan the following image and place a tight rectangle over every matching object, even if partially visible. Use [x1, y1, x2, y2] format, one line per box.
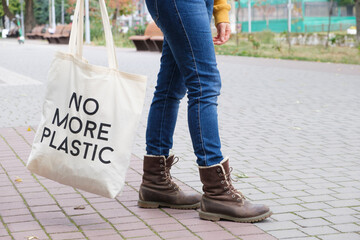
[57, 24, 72, 44]
[44, 25, 65, 44]
[7, 27, 19, 38]
[26, 25, 44, 39]
[150, 36, 164, 52]
[129, 21, 164, 52]
[42, 24, 71, 44]
[40, 28, 50, 39]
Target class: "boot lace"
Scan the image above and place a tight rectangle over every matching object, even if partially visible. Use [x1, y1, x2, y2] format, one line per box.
[220, 167, 246, 202]
[161, 156, 180, 190]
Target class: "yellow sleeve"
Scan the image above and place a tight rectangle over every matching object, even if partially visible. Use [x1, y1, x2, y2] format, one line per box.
[213, 0, 231, 26]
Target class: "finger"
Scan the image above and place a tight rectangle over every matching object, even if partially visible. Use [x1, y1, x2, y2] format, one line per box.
[219, 25, 226, 42]
[213, 37, 221, 45]
[225, 27, 231, 42]
[213, 34, 224, 44]
[213, 38, 220, 44]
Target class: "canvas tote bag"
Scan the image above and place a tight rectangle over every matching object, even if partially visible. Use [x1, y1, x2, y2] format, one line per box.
[27, 0, 147, 198]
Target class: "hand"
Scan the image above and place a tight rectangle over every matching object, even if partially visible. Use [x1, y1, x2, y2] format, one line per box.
[213, 22, 231, 45]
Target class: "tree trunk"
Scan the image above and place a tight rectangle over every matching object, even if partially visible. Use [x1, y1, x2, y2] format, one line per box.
[25, 0, 36, 33]
[112, 7, 118, 27]
[1, 0, 17, 25]
[326, 0, 334, 49]
[356, 0, 360, 44]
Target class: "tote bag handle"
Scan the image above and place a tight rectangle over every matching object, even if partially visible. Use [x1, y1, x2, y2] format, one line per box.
[68, 0, 118, 69]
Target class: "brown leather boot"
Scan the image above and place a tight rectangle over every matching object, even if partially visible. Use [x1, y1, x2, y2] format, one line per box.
[199, 158, 272, 223]
[138, 155, 201, 209]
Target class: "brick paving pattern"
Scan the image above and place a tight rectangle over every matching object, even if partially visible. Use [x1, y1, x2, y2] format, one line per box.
[1, 39, 360, 239]
[0, 127, 271, 240]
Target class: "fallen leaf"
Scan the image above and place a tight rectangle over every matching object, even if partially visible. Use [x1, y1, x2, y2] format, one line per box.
[27, 236, 38, 240]
[27, 127, 31, 131]
[292, 126, 302, 130]
[14, 177, 22, 183]
[234, 173, 248, 179]
[74, 205, 85, 210]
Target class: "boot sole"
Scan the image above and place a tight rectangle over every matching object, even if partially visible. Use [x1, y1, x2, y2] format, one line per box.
[199, 210, 272, 223]
[138, 200, 200, 210]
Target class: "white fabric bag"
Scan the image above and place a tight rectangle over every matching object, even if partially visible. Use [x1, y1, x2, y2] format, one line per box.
[27, 0, 147, 198]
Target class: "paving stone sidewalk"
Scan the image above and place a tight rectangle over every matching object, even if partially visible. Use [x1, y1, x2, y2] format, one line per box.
[0, 126, 274, 240]
[1, 39, 360, 239]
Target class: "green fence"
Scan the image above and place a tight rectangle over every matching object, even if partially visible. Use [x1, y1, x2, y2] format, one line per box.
[240, 17, 356, 33]
[236, 0, 356, 33]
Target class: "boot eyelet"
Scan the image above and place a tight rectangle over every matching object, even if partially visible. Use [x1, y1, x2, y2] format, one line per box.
[160, 171, 164, 174]
[160, 164, 164, 167]
[217, 168, 221, 172]
[221, 180, 224, 184]
[169, 184, 172, 187]
[160, 159, 163, 163]
[218, 173, 222, 177]
[224, 187, 227, 190]
[232, 195, 235, 198]
[227, 191, 230, 194]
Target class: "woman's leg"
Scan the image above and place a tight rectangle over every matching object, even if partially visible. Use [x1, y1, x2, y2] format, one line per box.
[140, 15, 201, 210]
[146, 0, 223, 166]
[144, 0, 271, 221]
[146, 39, 187, 157]
[144, 0, 272, 222]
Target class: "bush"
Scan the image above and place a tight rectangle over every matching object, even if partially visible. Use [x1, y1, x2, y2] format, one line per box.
[256, 30, 275, 44]
[90, 20, 105, 41]
[128, 21, 147, 36]
[248, 34, 260, 50]
[90, 18, 136, 48]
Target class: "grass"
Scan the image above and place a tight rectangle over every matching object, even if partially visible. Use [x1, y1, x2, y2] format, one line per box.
[92, 32, 134, 48]
[215, 34, 360, 65]
[92, 31, 360, 65]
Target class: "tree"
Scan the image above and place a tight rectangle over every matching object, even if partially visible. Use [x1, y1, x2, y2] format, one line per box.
[254, 0, 275, 29]
[34, 0, 48, 24]
[25, 0, 36, 32]
[107, 0, 135, 27]
[339, 0, 359, 43]
[326, 0, 359, 46]
[325, 0, 335, 48]
[54, 0, 71, 24]
[1, 0, 20, 25]
[66, 0, 135, 27]
[64, 0, 137, 40]
[1, 0, 41, 33]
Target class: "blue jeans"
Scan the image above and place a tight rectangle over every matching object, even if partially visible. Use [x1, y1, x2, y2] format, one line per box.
[145, 0, 223, 166]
